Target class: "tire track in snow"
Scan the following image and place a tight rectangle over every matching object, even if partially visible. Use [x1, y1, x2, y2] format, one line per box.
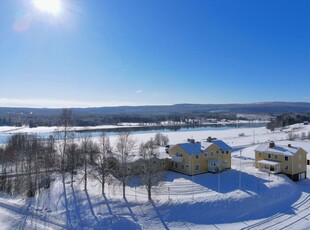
[241, 193, 310, 230]
[0, 199, 66, 229]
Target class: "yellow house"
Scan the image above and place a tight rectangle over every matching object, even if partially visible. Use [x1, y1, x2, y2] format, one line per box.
[169, 139, 232, 175]
[255, 142, 307, 181]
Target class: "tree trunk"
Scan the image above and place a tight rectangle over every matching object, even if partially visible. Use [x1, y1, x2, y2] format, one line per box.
[71, 170, 74, 186]
[84, 160, 87, 191]
[122, 179, 126, 198]
[148, 187, 151, 200]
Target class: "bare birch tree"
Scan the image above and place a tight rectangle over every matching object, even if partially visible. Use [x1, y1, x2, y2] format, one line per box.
[80, 134, 91, 191]
[93, 132, 111, 194]
[0, 146, 7, 192]
[67, 142, 78, 186]
[55, 109, 74, 184]
[42, 135, 56, 189]
[139, 138, 166, 200]
[154, 133, 169, 146]
[115, 132, 136, 199]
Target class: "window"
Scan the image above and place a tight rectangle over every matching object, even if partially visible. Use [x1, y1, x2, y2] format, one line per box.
[226, 151, 229, 154]
[298, 164, 302, 170]
[205, 152, 208, 157]
[274, 155, 278, 160]
[268, 154, 271, 159]
[285, 165, 289, 171]
[216, 150, 219, 154]
[285, 156, 288, 161]
[195, 164, 200, 171]
[195, 155, 199, 159]
[222, 150, 224, 155]
[298, 155, 302, 160]
[175, 162, 178, 168]
[176, 152, 183, 157]
[259, 152, 262, 157]
[211, 151, 214, 156]
[181, 164, 185, 170]
[171, 162, 174, 166]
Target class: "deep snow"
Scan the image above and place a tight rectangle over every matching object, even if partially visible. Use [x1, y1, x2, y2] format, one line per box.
[0, 123, 309, 229]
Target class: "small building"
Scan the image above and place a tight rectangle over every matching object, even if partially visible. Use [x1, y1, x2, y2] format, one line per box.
[107, 147, 171, 176]
[169, 139, 232, 175]
[255, 142, 308, 181]
[303, 121, 309, 125]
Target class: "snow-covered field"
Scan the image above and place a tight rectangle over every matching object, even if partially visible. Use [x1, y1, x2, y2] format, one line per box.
[0, 123, 309, 229]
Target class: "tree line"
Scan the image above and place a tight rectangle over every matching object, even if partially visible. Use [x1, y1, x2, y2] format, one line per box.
[267, 113, 310, 130]
[0, 109, 170, 200]
[0, 111, 239, 127]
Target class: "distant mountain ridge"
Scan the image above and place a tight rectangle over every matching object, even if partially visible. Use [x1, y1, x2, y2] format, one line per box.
[1, 102, 310, 115]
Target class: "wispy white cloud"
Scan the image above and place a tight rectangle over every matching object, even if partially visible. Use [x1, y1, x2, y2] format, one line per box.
[135, 90, 142, 94]
[0, 98, 143, 108]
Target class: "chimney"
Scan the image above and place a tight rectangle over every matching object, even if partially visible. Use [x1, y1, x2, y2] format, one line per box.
[288, 144, 291, 148]
[269, 141, 275, 148]
[187, 138, 195, 143]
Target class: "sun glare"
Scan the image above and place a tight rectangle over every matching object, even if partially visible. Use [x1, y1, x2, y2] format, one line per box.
[33, 0, 62, 15]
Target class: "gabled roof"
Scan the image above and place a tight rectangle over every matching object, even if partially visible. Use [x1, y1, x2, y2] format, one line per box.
[200, 141, 213, 150]
[255, 143, 303, 156]
[178, 142, 203, 155]
[212, 140, 232, 151]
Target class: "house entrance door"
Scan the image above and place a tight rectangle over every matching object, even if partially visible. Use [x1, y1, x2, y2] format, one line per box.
[299, 172, 306, 180]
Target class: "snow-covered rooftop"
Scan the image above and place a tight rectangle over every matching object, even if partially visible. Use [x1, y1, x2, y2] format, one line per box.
[257, 159, 281, 166]
[212, 140, 232, 151]
[200, 141, 213, 150]
[111, 146, 171, 163]
[255, 143, 303, 156]
[178, 142, 203, 155]
[176, 140, 232, 155]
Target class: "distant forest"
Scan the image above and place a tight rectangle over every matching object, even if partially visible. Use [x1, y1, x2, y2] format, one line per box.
[0, 111, 240, 127]
[2, 102, 310, 127]
[267, 113, 310, 130]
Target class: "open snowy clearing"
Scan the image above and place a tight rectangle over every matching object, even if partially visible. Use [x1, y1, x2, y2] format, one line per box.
[0, 163, 309, 229]
[0, 123, 309, 229]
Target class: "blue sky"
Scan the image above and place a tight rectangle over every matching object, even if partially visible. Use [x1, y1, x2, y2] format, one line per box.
[0, 0, 310, 108]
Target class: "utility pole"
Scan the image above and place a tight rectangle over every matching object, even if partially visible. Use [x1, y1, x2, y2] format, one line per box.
[218, 151, 220, 193]
[239, 150, 242, 192]
[191, 154, 194, 200]
[253, 130, 256, 144]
